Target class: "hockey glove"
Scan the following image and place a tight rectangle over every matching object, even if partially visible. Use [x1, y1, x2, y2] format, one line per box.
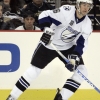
[65, 54, 80, 72]
[40, 27, 54, 45]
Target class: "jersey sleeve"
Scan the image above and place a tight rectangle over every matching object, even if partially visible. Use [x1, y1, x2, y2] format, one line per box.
[73, 20, 93, 57]
[38, 5, 73, 30]
[38, 6, 67, 29]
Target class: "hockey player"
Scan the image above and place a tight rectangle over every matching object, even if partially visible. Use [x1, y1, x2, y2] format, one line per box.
[6, 0, 93, 100]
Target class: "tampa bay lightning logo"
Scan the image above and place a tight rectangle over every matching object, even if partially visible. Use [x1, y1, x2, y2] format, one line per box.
[61, 26, 80, 43]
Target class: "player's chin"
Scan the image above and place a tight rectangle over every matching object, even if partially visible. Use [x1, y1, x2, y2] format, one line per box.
[82, 12, 88, 16]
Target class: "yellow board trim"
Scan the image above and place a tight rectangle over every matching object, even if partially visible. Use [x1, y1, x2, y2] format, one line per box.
[1, 89, 100, 100]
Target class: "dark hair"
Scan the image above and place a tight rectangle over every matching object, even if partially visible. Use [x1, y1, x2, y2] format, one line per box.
[21, 9, 36, 18]
[10, 0, 20, 13]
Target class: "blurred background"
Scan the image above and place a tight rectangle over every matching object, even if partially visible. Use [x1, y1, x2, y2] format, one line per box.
[0, 0, 100, 30]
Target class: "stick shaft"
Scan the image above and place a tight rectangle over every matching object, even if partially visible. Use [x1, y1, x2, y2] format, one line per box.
[50, 43, 100, 93]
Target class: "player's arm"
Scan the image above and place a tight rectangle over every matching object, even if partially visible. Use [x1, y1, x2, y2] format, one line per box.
[66, 34, 90, 72]
[38, 8, 62, 29]
[73, 21, 93, 57]
[66, 22, 93, 72]
[39, 7, 63, 45]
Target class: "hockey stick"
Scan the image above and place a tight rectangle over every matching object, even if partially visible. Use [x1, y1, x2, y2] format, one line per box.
[50, 43, 100, 93]
[89, 16, 100, 25]
[95, 17, 100, 25]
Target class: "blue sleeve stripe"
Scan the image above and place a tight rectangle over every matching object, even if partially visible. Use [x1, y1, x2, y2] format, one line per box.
[74, 35, 85, 56]
[39, 16, 61, 26]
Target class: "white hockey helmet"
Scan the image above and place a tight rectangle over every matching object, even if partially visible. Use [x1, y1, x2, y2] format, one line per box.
[76, 0, 93, 13]
[76, 0, 93, 4]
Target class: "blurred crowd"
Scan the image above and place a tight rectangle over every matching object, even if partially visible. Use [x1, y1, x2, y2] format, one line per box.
[0, 0, 55, 30]
[0, 0, 100, 30]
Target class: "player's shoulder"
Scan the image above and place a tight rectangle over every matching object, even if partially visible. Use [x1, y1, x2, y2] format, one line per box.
[60, 5, 75, 12]
[83, 16, 93, 32]
[85, 15, 92, 24]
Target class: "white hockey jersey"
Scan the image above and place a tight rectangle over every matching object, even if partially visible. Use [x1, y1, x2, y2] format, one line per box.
[39, 5, 93, 56]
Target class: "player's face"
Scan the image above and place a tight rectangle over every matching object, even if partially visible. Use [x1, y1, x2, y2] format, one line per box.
[24, 17, 35, 30]
[79, 2, 92, 16]
[0, 6, 3, 18]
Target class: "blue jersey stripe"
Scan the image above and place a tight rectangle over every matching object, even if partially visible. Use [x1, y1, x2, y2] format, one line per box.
[74, 35, 85, 56]
[39, 16, 61, 26]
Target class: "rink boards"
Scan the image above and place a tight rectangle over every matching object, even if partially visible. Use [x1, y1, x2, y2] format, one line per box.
[0, 31, 100, 100]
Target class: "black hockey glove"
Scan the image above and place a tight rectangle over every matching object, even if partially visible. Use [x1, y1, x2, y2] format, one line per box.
[40, 27, 54, 45]
[65, 54, 80, 72]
